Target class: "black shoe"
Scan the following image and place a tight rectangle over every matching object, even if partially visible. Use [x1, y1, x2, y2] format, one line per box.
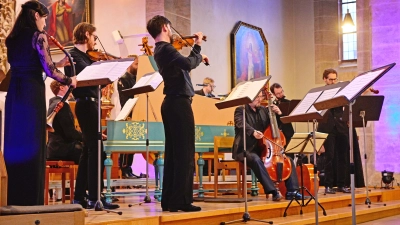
[325, 187, 336, 194]
[285, 191, 311, 200]
[169, 204, 201, 212]
[336, 187, 351, 193]
[162, 207, 169, 211]
[87, 199, 120, 209]
[72, 199, 87, 208]
[272, 193, 283, 201]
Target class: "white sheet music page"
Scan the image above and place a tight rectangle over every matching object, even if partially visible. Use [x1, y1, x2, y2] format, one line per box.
[290, 91, 322, 115]
[147, 72, 163, 89]
[115, 97, 139, 121]
[333, 68, 385, 100]
[133, 73, 152, 88]
[225, 79, 266, 101]
[77, 61, 133, 82]
[308, 87, 341, 113]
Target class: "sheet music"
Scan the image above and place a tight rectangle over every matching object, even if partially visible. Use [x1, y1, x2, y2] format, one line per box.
[290, 91, 322, 115]
[115, 97, 139, 121]
[132, 71, 163, 89]
[334, 68, 385, 100]
[224, 79, 266, 101]
[307, 87, 341, 113]
[77, 60, 134, 82]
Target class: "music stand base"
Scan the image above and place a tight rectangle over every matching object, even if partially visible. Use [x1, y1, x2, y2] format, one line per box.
[348, 196, 386, 208]
[87, 200, 123, 215]
[283, 187, 327, 217]
[220, 212, 273, 225]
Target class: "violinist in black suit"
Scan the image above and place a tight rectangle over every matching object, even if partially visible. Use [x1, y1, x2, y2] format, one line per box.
[47, 80, 83, 164]
[194, 77, 215, 97]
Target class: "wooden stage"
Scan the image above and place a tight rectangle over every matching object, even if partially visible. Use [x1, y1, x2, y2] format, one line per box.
[53, 186, 400, 225]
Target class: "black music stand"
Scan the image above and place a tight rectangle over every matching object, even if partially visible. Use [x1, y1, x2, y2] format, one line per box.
[342, 95, 385, 208]
[216, 76, 273, 225]
[76, 58, 135, 215]
[278, 100, 301, 117]
[283, 132, 328, 217]
[314, 63, 396, 225]
[281, 81, 350, 224]
[121, 71, 163, 206]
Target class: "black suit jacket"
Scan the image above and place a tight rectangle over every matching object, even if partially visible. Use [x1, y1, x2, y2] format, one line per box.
[195, 88, 215, 97]
[232, 105, 270, 161]
[275, 99, 295, 145]
[47, 96, 83, 159]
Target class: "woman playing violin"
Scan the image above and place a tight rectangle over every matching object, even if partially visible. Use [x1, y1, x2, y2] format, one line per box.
[232, 91, 307, 201]
[64, 22, 119, 210]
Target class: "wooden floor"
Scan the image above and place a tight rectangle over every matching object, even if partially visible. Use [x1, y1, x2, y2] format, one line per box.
[48, 186, 400, 225]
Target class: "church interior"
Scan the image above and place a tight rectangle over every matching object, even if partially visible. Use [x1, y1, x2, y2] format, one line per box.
[0, 0, 400, 224]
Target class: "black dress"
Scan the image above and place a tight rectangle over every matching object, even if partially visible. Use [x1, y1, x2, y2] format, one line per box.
[4, 28, 71, 206]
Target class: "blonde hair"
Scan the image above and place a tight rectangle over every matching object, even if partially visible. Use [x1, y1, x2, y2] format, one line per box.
[203, 77, 214, 85]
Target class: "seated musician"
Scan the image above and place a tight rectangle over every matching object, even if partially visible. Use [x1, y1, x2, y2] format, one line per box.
[232, 91, 308, 200]
[117, 57, 146, 179]
[47, 80, 84, 165]
[195, 77, 216, 97]
[47, 81, 84, 202]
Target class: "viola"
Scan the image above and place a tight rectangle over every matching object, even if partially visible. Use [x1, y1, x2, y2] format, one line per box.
[172, 34, 207, 50]
[86, 49, 120, 61]
[259, 90, 292, 182]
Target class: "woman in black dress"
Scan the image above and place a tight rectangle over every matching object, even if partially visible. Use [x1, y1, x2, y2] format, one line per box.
[4, 0, 76, 206]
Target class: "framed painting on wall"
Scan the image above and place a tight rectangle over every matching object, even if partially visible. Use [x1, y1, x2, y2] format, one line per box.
[38, 0, 91, 51]
[231, 21, 268, 88]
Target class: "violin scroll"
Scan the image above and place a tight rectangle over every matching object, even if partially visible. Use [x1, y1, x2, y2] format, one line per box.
[369, 87, 379, 94]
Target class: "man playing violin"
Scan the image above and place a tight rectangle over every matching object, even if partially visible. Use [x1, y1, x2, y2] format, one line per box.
[65, 22, 119, 209]
[233, 91, 309, 201]
[147, 15, 208, 212]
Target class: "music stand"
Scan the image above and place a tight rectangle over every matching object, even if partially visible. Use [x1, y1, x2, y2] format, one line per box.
[76, 58, 135, 215]
[342, 95, 385, 208]
[121, 71, 163, 206]
[280, 81, 349, 224]
[278, 100, 301, 117]
[283, 132, 328, 217]
[216, 76, 273, 225]
[314, 63, 396, 225]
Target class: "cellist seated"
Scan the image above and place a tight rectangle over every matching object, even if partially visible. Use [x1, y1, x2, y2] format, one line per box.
[232, 92, 310, 201]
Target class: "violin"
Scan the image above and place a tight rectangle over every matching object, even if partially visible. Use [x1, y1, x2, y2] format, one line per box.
[86, 49, 121, 61]
[172, 35, 207, 50]
[259, 90, 292, 182]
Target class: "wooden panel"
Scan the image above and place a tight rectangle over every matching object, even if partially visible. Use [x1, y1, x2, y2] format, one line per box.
[0, 211, 84, 225]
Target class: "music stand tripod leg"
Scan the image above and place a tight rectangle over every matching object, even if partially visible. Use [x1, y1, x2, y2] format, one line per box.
[220, 106, 272, 225]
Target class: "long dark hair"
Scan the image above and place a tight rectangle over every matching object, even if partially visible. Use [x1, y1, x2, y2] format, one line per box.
[7, 1, 49, 39]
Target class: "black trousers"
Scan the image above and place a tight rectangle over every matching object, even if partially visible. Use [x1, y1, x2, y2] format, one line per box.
[161, 96, 195, 209]
[119, 154, 134, 169]
[74, 100, 105, 201]
[322, 130, 349, 188]
[244, 152, 299, 194]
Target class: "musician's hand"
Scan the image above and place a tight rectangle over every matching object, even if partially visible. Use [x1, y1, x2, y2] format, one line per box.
[271, 105, 282, 115]
[70, 76, 77, 88]
[201, 54, 209, 64]
[194, 32, 204, 45]
[55, 56, 73, 67]
[102, 133, 107, 141]
[253, 130, 264, 139]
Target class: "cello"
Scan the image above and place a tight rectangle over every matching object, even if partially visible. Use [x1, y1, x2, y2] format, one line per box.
[259, 89, 292, 182]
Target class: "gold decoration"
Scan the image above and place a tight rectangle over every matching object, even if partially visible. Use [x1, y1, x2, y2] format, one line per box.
[221, 129, 230, 137]
[101, 83, 115, 119]
[0, 0, 15, 73]
[122, 122, 145, 140]
[195, 126, 204, 141]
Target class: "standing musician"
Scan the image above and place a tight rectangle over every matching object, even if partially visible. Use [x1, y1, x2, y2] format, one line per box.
[65, 22, 119, 209]
[4, 0, 76, 206]
[317, 69, 351, 194]
[146, 15, 209, 212]
[232, 91, 308, 201]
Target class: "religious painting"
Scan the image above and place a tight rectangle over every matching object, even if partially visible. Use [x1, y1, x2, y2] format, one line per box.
[38, 0, 90, 51]
[231, 21, 268, 88]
